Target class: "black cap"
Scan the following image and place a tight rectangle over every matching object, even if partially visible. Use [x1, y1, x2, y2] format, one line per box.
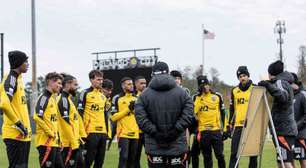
[8, 50, 28, 69]
[268, 60, 284, 76]
[236, 66, 250, 78]
[170, 70, 182, 79]
[197, 75, 209, 86]
[152, 61, 169, 75]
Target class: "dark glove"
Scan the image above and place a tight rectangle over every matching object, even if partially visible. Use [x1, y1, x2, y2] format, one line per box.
[128, 101, 135, 111]
[258, 80, 270, 88]
[14, 121, 28, 138]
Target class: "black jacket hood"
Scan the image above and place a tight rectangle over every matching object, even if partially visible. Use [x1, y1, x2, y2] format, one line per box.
[149, 74, 177, 91]
[275, 71, 294, 84]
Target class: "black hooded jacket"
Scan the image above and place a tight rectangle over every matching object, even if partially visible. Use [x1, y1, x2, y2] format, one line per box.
[293, 85, 306, 139]
[265, 71, 298, 136]
[135, 74, 194, 156]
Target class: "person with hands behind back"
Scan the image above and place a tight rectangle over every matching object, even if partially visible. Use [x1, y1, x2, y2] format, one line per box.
[135, 61, 194, 168]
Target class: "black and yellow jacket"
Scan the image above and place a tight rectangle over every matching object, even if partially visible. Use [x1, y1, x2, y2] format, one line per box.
[77, 87, 107, 135]
[229, 81, 254, 127]
[104, 97, 112, 139]
[0, 70, 31, 141]
[111, 92, 139, 139]
[194, 91, 225, 132]
[58, 91, 85, 150]
[33, 89, 60, 147]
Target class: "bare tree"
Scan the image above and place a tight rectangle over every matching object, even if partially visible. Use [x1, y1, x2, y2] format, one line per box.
[298, 45, 306, 83]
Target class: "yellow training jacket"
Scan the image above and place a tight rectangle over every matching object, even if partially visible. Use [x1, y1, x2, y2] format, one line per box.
[58, 91, 84, 150]
[77, 87, 107, 135]
[229, 84, 254, 127]
[33, 90, 60, 147]
[0, 70, 31, 141]
[194, 91, 225, 132]
[111, 92, 139, 139]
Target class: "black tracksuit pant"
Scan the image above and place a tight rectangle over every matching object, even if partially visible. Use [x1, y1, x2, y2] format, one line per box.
[190, 135, 201, 168]
[135, 133, 145, 168]
[84, 133, 107, 168]
[118, 137, 139, 168]
[4, 139, 31, 168]
[37, 146, 64, 168]
[61, 147, 79, 168]
[199, 130, 225, 168]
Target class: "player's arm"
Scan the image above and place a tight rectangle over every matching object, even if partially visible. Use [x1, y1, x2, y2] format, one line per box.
[58, 96, 76, 144]
[0, 74, 20, 123]
[216, 93, 226, 127]
[77, 90, 87, 118]
[110, 97, 130, 122]
[229, 88, 235, 127]
[33, 95, 54, 138]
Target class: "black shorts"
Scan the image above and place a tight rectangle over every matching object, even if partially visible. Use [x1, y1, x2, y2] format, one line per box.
[147, 153, 188, 168]
[273, 136, 295, 163]
[293, 139, 306, 160]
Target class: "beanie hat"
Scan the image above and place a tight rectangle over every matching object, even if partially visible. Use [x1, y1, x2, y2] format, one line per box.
[236, 66, 250, 78]
[268, 60, 284, 76]
[197, 75, 209, 86]
[152, 61, 169, 75]
[8, 50, 28, 69]
[170, 70, 182, 79]
[291, 72, 300, 85]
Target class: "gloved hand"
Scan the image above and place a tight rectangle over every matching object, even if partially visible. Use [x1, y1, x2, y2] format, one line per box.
[222, 133, 229, 141]
[14, 121, 28, 138]
[128, 101, 135, 112]
[258, 80, 270, 88]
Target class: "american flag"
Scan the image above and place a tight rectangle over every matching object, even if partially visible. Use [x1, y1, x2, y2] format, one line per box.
[203, 29, 215, 39]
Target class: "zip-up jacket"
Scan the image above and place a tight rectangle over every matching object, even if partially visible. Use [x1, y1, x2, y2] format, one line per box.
[293, 87, 306, 139]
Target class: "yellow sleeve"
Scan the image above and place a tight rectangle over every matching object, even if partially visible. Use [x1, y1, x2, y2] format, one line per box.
[33, 113, 54, 137]
[194, 99, 200, 115]
[110, 108, 130, 122]
[0, 92, 20, 124]
[78, 113, 87, 139]
[34, 95, 54, 137]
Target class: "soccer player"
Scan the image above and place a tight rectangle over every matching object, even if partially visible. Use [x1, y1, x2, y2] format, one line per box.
[57, 73, 84, 168]
[0, 51, 31, 168]
[228, 66, 257, 168]
[193, 75, 226, 168]
[77, 70, 108, 168]
[111, 77, 139, 168]
[33, 72, 64, 168]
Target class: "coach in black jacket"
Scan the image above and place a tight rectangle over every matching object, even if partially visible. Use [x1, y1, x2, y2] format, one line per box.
[258, 60, 298, 168]
[291, 73, 306, 167]
[135, 61, 194, 168]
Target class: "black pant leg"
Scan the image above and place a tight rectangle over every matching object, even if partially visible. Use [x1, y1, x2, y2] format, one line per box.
[127, 139, 139, 168]
[62, 147, 79, 168]
[190, 135, 200, 168]
[118, 138, 129, 168]
[37, 146, 57, 168]
[135, 133, 144, 168]
[4, 139, 31, 168]
[249, 156, 257, 168]
[84, 133, 99, 168]
[229, 127, 242, 168]
[93, 134, 107, 168]
[54, 147, 65, 168]
[211, 132, 226, 168]
[77, 144, 86, 168]
[200, 132, 213, 168]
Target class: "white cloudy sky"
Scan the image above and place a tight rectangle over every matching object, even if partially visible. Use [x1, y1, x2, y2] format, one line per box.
[1, 0, 306, 88]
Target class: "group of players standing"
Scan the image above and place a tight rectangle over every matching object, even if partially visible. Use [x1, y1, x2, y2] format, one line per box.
[1, 50, 306, 168]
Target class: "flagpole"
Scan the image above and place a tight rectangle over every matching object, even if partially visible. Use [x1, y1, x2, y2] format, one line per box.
[202, 24, 205, 75]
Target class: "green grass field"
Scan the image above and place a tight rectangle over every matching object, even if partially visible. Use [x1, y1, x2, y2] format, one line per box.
[0, 137, 280, 168]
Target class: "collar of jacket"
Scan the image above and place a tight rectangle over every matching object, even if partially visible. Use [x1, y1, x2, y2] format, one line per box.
[10, 70, 19, 78]
[43, 89, 53, 97]
[239, 80, 253, 91]
[61, 90, 70, 98]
